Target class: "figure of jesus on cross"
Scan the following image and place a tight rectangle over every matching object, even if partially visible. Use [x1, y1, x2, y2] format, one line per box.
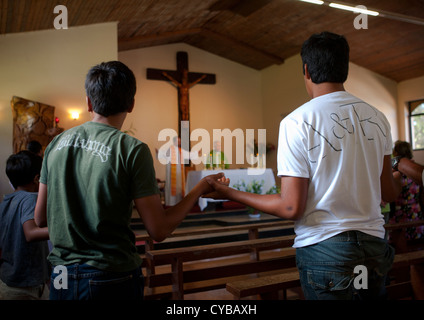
[162, 69, 206, 122]
[148, 52, 215, 205]
[146, 51, 216, 134]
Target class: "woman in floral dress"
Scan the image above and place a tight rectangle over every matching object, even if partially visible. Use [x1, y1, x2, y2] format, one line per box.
[390, 141, 424, 240]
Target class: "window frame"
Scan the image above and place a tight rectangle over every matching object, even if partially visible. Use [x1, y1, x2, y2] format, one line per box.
[408, 98, 424, 151]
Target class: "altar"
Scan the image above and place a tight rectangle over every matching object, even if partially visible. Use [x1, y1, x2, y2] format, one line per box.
[186, 168, 277, 211]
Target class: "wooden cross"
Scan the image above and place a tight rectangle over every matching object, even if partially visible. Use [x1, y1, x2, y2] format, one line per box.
[146, 51, 216, 135]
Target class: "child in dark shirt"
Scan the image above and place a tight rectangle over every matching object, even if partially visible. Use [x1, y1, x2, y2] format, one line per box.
[0, 150, 50, 300]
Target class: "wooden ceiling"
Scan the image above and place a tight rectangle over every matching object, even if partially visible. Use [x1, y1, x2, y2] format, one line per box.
[1, 0, 424, 82]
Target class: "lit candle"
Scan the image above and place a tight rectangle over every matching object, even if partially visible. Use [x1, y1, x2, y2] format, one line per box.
[215, 152, 220, 170]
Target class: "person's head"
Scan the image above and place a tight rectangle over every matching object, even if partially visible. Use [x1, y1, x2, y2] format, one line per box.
[393, 140, 413, 159]
[85, 61, 136, 117]
[213, 140, 222, 151]
[27, 140, 42, 156]
[301, 31, 350, 84]
[6, 150, 42, 190]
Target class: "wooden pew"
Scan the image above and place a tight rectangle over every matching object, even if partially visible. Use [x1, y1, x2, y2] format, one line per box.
[226, 249, 424, 300]
[385, 220, 424, 253]
[135, 219, 294, 249]
[384, 219, 424, 232]
[226, 270, 300, 300]
[225, 221, 424, 300]
[145, 234, 296, 300]
[141, 220, 424, 300]
[136, 220, 294, 276]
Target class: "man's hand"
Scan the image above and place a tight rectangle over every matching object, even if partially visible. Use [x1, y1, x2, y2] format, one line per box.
[202, 173, 230, 199]
[135, 172, 229, 242]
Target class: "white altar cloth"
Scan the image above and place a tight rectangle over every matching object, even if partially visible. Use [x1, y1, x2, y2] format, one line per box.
[186, 168, 276, 211]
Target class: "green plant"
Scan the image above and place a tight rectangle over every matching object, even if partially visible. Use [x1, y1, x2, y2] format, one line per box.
[265, 185, 279, 194]
[233, 180, 264, 215]
[233, 180, 280, 215]
[233, 180, 263, 194]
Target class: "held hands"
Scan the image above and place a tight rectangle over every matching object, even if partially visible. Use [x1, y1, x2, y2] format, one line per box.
[200, 172, 230, 200]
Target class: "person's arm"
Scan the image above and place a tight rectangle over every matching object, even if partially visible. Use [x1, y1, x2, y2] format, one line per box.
[22, 219, 49, 242]
[381, 155, 401, 202]
[398, 157, 424, 186]
[134, 172, 228, 242]
[205, 175, 309, 221]
[34, 183, 48, 227]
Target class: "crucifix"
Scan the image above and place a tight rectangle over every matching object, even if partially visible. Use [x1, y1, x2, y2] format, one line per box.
[146, 51, 216, 136]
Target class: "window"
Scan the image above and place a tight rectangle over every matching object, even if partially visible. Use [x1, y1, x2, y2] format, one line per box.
[409, 99, 424, 150]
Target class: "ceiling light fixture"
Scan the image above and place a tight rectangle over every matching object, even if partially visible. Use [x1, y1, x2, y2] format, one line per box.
[299, 0, 324, 4]
[298, 0, 377, 15]
[298, 0, 424, 26]
[329, 2, 379, 16]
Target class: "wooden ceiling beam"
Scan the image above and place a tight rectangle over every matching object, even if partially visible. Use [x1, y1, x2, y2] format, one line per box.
[118, 27, 285, 67]
[209, 0, 274, 17]
[200, 29, 285, 66]
[118, 28, 203, 51]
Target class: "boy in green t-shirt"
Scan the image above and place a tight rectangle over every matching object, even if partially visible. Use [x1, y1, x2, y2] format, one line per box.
[34, 61, 227, 300]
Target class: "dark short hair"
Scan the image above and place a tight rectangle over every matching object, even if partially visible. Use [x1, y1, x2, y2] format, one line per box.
[301, 31, 350, 84]
[393, 140, 413, 159]
[6, 150, 42, 189]
[85, 61, 136, 117]
[27, 140, 42, 154]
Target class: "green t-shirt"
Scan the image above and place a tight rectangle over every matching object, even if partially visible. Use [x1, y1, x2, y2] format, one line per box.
[40, 122, 159, 272]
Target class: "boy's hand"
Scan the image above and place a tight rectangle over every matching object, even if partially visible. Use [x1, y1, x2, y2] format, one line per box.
[201, 173, 230, 199]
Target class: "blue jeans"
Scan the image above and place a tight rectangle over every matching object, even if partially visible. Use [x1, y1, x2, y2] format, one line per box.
[296, 231, 394, 300]
[49, 263, 144, 300]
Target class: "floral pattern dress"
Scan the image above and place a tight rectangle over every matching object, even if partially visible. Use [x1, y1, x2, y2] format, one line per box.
[389, 174, 424, 240]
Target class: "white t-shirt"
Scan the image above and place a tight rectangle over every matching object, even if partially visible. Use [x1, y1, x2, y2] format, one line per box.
[277, 91, 392, 248]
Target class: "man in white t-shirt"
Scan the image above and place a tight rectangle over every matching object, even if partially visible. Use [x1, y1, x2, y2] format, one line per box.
[207, 32, 401, 300]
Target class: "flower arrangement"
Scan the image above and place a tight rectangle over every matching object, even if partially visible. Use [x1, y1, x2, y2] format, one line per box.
[233, 180, 279, 216]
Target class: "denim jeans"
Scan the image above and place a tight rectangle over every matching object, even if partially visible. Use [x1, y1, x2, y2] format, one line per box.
[49, 263, 144, 300]
[296, 231, 394, 300]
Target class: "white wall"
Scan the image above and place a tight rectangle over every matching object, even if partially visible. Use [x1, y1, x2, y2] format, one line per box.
[119, 44, 263, 180]
[345, 63, 399, 141]
[261, 55, 310, 175]
[0, 22, 118, 199]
